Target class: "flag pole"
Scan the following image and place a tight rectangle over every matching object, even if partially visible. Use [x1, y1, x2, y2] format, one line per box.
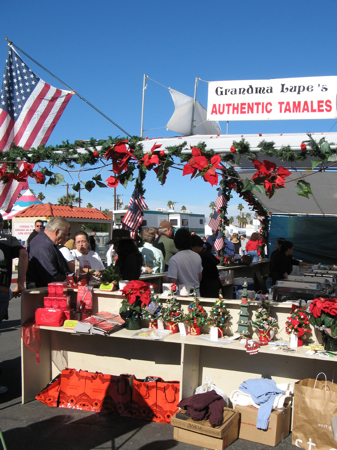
[140, 74, 148, 138]
[190, 77, 199, 135]
[4, 38, 131, 137]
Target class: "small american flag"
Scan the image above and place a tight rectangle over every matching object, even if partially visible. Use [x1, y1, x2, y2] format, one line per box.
[214, 231, 224, 251]
[215, 188, 226, 209]
[208, 211, 221, 232]
[0, 45, 73, 211]
[122, 188, 148, 232]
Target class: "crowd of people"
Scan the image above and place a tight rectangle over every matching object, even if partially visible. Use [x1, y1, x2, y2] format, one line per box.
[0, 214, 312, 395]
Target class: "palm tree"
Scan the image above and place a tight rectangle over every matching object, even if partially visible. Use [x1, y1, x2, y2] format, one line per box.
[236, 215, 242, 227]
[241, 217, 248, 228]
[228, 216, 234, 225]
[57, 193, 80, 207]
[246, 212, 251, 223]
[209, 201, 216, 214]
[167, 200, 175, 210]
[237, 203, 244, 217]
[86, 203, 93, 209]
[254, 212, 259, 219]
[181, 205, 187, 211]
[37, 192, 45, 202]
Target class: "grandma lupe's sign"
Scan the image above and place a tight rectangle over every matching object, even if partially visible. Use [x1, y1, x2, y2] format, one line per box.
[207, 76, 337, 121]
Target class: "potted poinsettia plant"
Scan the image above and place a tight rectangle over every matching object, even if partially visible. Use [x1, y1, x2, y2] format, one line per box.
[119, 280, 153, 330]
[309, 297, 337, 351]
[251, 302, 278, 344]
[285, 305, 312, 347]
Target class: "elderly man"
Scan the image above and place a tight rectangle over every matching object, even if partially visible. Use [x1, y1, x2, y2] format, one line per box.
[71, 231, 104, 277]
[157, 220, 178, 270]
[0, 213, 28, 395]
[26, 217, 70, 288]
[26, 219, 44, 248]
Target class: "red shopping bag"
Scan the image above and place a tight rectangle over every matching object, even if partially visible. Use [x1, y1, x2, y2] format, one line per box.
[58, 369, 111, 412]
[156, 379, 180, 424]
[102, 374, 132, 416]
[131, 376, 157, 420]
[35, 374, 61, 407]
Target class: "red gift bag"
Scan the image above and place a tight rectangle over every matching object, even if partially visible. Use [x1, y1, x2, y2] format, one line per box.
[156, 379, 180, 424]
[102, 374, 132, 416]
[131, 376, 157, 420]
[58, 369, 111, 412]
[35, 374, 61, 407]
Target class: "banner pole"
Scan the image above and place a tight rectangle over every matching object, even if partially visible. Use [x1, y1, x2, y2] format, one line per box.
[140, 74, 148, 137]
[190, 77, 199, 135]
[4, 38, 131, 137]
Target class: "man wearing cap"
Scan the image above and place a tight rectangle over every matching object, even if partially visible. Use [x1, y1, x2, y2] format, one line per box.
[157, 221, 178, 271]
[0, 213, 28, 395]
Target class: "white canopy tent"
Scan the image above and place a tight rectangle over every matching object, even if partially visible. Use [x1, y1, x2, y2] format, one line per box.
[139, 132, 337, 216]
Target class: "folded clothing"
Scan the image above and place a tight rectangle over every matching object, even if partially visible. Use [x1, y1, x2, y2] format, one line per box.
[178, 390, 225, 427]
[238, 378, 284, 430]
[230, 382, 292, 410]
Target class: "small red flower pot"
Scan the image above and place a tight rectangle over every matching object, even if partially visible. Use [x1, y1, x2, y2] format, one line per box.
[257, 329, 274, 345]
[189, 326, 201, 336]
[217, 328, 225, 338]
[166, 322, 178, 333]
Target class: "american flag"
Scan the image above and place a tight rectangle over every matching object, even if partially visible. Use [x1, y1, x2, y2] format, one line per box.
[215, 188, 226, 209]
[208, 211, 221, 232]
[122, 188, 148, 232]
[0, 45, 73, 211]
[214, 231, 224, 251]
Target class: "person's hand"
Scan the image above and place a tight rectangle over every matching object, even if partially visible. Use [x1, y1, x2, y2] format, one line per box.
[145, 267, 153, 274]
[12, 283, 25, 298]
[92, 270, 102, 279]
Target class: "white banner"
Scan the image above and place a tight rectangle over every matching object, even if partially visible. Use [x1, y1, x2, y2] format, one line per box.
[13, 222, 34, 245]
[207, 76, 337, 121]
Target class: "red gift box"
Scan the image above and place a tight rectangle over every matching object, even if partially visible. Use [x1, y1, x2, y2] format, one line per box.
[35, 308, 65, 327]
[48, 282, 68, 297]
[44, 296, 70, 311]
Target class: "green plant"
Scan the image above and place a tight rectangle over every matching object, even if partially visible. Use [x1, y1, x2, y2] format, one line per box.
[100, 265, 121, 285]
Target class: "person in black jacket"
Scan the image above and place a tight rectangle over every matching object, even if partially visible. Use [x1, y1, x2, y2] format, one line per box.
[270, 241, 294, 286]
[116, 239, 143, 281]
[191, 235, 222, 298]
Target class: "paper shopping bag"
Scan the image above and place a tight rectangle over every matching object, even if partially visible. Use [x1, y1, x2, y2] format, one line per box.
[102, 374, 132, 416]
[156, 379, 180, 424]
[131, 376, 157, 420]
[292, 373, 337, 450]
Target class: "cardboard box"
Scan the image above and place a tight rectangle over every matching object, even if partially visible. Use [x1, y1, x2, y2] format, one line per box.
[172, 408, 239, 450]
[235, 404, 291, 447]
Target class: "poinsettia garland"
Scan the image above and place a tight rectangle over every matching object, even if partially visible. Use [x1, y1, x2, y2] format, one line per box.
[285, 305, 312, 338]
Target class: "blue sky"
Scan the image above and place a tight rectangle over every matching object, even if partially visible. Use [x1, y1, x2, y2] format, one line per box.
[2, 0, 337, 219]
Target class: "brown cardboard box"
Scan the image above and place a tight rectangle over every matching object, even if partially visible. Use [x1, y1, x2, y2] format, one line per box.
[172, 408, 239, 450]
[235, 404, 291, 447]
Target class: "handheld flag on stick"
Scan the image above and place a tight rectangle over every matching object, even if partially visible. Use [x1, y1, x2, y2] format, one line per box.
[208, 211, 221, 232]
[0, 45, 73, 211]
[215, 188, 226, 209]
[122, 189, 148, 237]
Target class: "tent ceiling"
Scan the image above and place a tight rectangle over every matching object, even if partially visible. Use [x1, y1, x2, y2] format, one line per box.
[239, 170, 337, 216]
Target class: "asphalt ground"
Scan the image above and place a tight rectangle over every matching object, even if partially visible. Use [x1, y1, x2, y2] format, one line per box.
[0, 294, 296, 450]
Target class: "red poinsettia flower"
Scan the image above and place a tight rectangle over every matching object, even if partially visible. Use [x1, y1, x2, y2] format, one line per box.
[251, 159, 291, 197]
[121, 280, 155, 307]
[33, 171, 45, 184]
[139, 152, 160, 168]
[105, 176, 119, 188]
[183, 148, 223, 186]
[105, 140, 135, 175]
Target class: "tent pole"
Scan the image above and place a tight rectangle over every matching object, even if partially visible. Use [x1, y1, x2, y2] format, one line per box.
[140, 74, 148, 138]
[191, 77, 199, 135]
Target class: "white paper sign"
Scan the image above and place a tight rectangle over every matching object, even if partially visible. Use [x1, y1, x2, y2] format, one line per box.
[210, 327, 219, 341]
[207, 76, 337, 121]
[178, 322, 187, 336]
